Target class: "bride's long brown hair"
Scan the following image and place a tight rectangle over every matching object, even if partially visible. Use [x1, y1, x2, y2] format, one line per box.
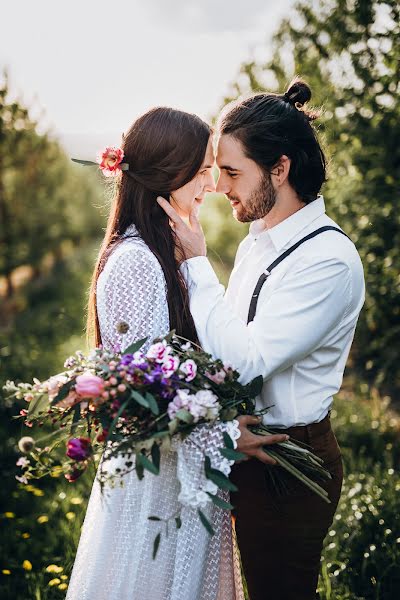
[87, 107, 211, 347]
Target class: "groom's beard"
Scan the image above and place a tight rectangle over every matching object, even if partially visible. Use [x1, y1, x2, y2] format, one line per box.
[231, 174, 276, 223]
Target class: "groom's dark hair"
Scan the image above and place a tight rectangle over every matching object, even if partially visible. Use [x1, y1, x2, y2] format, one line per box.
[219, 78, 326, 204]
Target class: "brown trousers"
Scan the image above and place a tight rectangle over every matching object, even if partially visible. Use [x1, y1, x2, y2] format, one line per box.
[230, 415, 343, 600]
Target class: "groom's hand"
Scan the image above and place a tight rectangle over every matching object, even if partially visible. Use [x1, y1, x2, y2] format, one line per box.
[236, 415, 289, 465]
[156, 196, 206, 261]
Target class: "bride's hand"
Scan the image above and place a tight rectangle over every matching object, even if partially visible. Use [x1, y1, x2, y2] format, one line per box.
[236, 415, 289, 465]
[156, 196, 206, 261]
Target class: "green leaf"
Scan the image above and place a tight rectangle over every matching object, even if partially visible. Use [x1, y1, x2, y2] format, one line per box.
[175, 516, 182, 529]
[137, 452, 159, 475]
[152, 532, 161, 560]
[219, 447, 247, 462]
[223, 431, 234, 450]
[148, 516, 161, 521]
[71, 158, 98, 167]
[151, 442, 160, 471]
[204, 456, 238, 492]
[145, 392, 160, 416]
[175, 409, 194, 424]
[130, 390, 150, 409]
[122, 337, 148, 356]
[206, 492, 234, 510]
[70, 403, 82, 434]
[135, 458, 144, 481]
[198, 509, 215, 536]
[28, 393, 48, 417]
[51, 379, 75, 407]
[250, 375, 264, 397]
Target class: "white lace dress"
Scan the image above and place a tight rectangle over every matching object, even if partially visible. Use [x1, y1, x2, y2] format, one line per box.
[66, 226, 244, 600]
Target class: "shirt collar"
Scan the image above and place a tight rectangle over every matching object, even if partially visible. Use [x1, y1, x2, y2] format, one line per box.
[249, 195, 326, 253]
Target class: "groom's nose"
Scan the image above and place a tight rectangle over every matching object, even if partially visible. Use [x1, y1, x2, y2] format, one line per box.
[216, 174, 230, 195]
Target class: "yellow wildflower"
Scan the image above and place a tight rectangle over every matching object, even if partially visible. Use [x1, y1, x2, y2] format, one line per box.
[48, 578, 61, 586]
[2, 570, 11, 575]
[37, 515, 49, 524]
[70, 497, 83, 505]
[66, 512, 75, 520]
[60, 575, 68, 580]
[4, 512, 15, 518]
[22, 533, 30, 539]
[50, 467, 63, 478]
[58, 583, 68, 590]
[33, 489, 44, 497]
[23, 560, 32, 571]
[46, 564, 63, 573]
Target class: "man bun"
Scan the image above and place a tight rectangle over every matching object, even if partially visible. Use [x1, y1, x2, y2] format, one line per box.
[284, 77, 320, 121]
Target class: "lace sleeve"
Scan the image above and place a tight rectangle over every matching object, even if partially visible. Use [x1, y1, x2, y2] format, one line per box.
[97, 242, 170, 353]
[175, 420, 241, 509]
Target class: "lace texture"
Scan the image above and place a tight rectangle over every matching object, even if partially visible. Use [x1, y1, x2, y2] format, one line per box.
[66, 228, 244, 600]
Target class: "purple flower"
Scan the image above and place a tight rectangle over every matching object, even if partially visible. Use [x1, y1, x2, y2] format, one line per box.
[66, 437, 92, 462]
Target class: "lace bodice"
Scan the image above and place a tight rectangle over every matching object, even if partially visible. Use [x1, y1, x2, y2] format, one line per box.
[66, 226, 244, 599]
[97, 226, 170, 353]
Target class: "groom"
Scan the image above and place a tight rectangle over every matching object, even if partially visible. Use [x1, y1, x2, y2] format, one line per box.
[158, 80, 365, 600]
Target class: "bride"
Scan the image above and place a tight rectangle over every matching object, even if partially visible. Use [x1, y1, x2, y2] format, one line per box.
[66, 107, 244, 600]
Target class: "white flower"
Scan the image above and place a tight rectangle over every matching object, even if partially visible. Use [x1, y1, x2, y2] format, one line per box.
[161, 355, 180, 378]
[167, 389, 192, 419]
[15, 475, 28, 485]
[192, 390, 220, 421]
[146, 340, 171, 363]
[180, 359, 197, 382]
[16, 457, 30, 468]
[181, 342, 192, 351]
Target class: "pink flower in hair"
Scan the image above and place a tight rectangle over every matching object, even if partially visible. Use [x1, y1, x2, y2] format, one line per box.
[97, 146, 125, 177]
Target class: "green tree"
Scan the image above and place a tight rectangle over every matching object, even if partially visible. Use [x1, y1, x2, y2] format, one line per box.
[218, 0, 400, 395]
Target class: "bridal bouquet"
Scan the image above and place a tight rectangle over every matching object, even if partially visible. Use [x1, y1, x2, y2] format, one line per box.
[5, 327, 332, 541]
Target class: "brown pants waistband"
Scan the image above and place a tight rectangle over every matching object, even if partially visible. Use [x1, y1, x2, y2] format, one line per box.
[273, 413, 332, 443]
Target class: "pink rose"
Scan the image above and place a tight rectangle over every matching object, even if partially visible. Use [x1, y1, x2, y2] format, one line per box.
[180, 359, 197, 382]
[75, 373, 104, 398]
[161, 355, 180, 378]
[146, 341, 171, 363]
[97, 146, 125, 177]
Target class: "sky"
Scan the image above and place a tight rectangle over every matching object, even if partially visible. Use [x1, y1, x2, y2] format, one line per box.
[1, 0, 294, 151]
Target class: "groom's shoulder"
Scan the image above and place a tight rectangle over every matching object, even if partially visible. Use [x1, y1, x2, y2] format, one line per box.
[307, 214, 363, 273]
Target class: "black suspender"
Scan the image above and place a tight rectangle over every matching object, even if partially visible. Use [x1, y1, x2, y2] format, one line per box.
[247, 226, 350, 324]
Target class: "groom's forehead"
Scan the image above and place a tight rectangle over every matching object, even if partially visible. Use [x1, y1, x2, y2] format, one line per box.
[216, 134, 246, 167]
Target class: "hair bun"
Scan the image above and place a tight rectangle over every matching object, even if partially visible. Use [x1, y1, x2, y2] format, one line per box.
[285, 78, 312, 107]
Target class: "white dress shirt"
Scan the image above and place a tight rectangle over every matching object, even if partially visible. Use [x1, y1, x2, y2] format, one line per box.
[183, 196, 365, 428]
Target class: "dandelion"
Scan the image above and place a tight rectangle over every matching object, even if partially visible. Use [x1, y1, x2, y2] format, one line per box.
[48, 578, 61, 586]
[18, 436, 35, 453]
[37, 515, 49, 524]
[22, 560, 32, 571]
[46, 565, 63, 573]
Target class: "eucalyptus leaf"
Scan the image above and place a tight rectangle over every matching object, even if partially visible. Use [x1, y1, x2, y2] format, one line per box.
[250, 375, 264, 397]
[131, 390, 150, 409]
[51, 379, 75, 406]
[219, 447, 247, 462]
[151, 442, 160, 471]
[148, 516, 161, 521]
[28, 393, 48, 417]
[198, 509, 215, 536]
[175, 409, 194, 424]
[204, 456, 238, 492]
[71, 158, 98, 167]
[137, 452, 159, 475]
[122, 337, 148, 356]
[206, 492, 234, 510]
[70, 403, 82, 434]
[145, 392, 160, 416]
[223, 431, 234, 450]
[175, 516, 182, 529]
[152, 532, 161, 560]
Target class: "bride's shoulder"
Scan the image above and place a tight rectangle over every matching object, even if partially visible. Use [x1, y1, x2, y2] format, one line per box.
[101, 237, 163, 282]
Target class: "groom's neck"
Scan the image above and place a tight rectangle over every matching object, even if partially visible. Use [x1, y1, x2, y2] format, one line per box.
[262, 188, 305, 230]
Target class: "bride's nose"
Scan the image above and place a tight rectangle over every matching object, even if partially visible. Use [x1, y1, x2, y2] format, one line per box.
[204, 170, 216, 193]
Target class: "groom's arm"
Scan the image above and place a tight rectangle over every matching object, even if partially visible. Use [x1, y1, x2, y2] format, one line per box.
[182, 254, 353, 384]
